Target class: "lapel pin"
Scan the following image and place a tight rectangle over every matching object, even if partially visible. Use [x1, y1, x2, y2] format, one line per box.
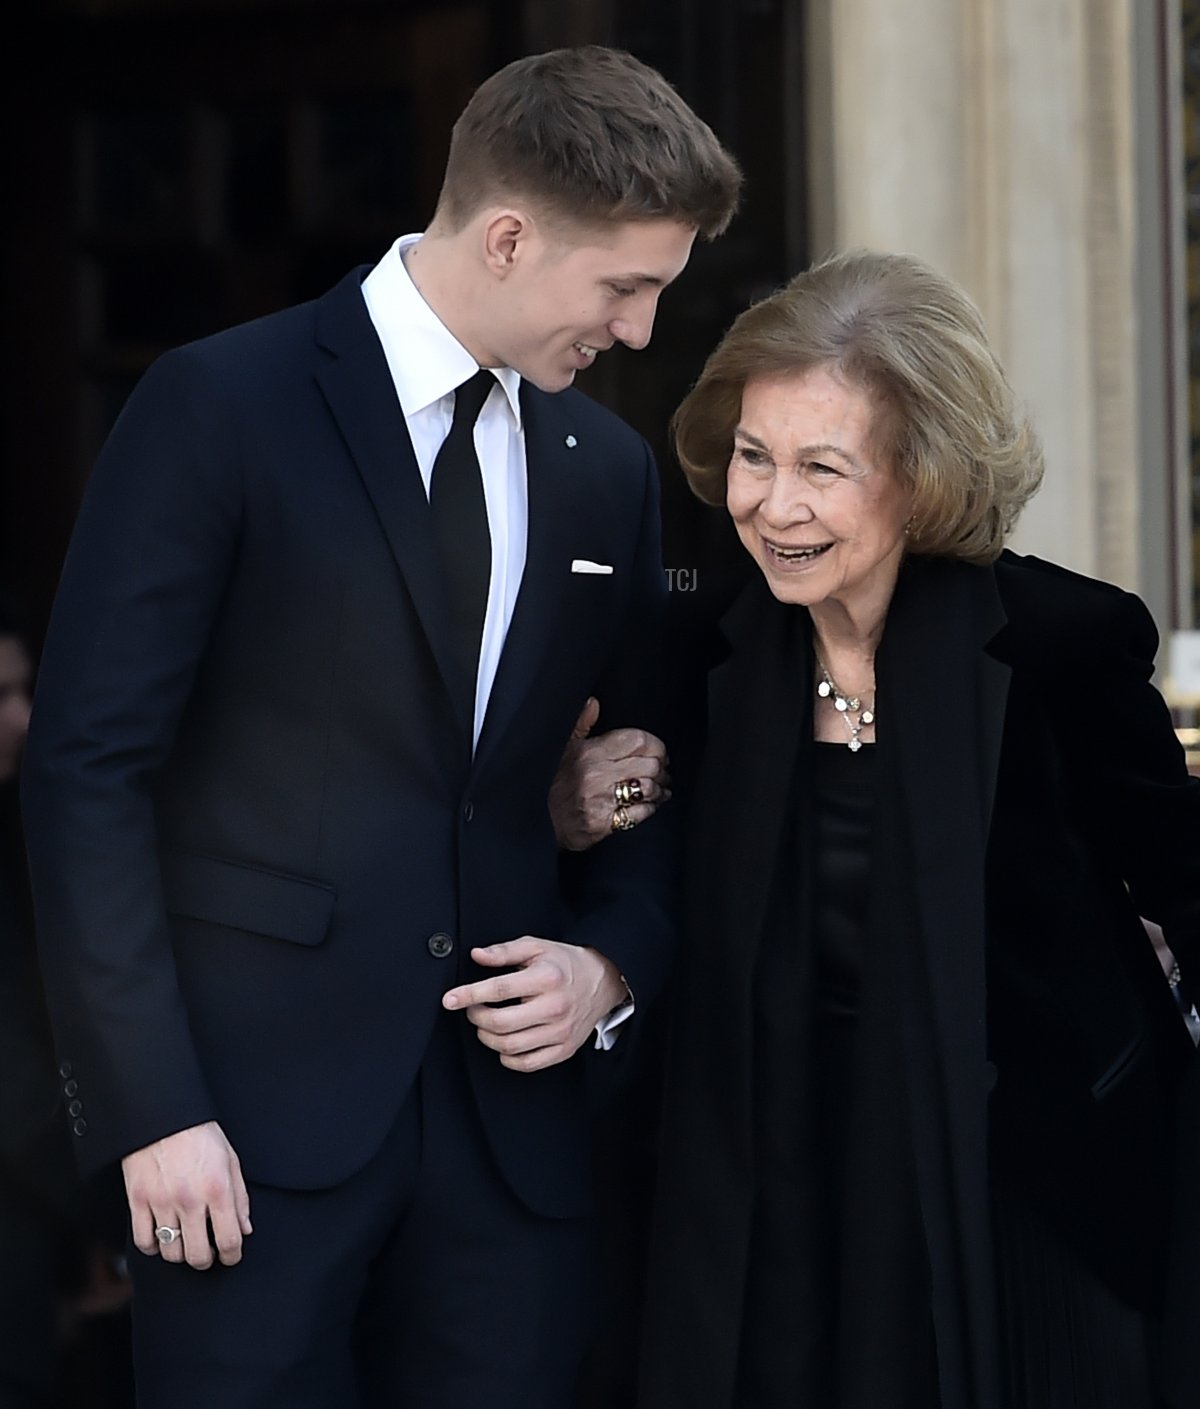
[565, 435, 577, 448]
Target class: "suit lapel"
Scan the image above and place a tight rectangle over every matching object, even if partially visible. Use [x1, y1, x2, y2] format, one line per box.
[472, 386, 589, 772]
[312, 268, 469, 735]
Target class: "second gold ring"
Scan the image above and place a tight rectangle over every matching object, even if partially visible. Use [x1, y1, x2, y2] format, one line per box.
[613, 778, 643, 807]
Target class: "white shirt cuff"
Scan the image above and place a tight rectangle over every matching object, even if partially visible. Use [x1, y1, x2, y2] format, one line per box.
[593, 997, 636, 1051]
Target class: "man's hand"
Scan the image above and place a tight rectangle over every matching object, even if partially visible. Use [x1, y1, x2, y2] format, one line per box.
[442, 938, 627, 1071]
[122, 1120, 252, 1270]
[548, 697, 671, 851]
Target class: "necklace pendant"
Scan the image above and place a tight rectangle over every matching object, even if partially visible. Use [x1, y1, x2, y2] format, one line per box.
[817, 658, 875, 752]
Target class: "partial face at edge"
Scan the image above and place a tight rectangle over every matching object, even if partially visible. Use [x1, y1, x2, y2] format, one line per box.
[0, 636, 32, 783]
[726, 367, 913, 618]
[484, 217, 697, 393]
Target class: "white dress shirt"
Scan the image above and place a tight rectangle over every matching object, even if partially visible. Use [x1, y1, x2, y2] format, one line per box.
[362, 234, 526, 749]
[360, 236, 632, 1048]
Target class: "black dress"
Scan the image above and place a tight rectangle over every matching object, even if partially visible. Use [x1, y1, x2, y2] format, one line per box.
[731, 741, 1157, 1409]
[735, 741, 940, 1408]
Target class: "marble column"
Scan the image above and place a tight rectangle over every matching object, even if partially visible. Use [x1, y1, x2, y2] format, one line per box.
[804, 0, 1187, 624]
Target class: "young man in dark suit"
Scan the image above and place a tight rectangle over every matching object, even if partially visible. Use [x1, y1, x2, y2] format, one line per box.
[21, 46, 741, 1409]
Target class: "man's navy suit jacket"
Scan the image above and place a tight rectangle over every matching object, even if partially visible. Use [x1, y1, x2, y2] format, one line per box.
[22, 268, 676, 1219]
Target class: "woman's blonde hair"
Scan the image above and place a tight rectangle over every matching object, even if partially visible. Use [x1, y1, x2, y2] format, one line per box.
[673, 249, 1043, 564]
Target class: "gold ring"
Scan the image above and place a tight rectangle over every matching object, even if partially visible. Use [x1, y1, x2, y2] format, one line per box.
[614, 778, 643, 807]
[611, 805, 636, 832]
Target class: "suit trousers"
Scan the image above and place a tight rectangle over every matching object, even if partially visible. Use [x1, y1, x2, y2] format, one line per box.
[128, 1015, 595, 1409]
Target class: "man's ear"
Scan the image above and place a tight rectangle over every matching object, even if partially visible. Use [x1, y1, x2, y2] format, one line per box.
[482, 210, 537, 277]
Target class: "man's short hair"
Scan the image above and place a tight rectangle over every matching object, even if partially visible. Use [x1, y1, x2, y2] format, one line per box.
[435, 46, 742, 239]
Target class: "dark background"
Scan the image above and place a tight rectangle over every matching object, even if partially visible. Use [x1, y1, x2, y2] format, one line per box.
[3, 0, 807, 640]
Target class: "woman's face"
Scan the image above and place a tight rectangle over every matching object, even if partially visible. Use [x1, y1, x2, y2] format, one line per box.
[726, 367, 913, 620]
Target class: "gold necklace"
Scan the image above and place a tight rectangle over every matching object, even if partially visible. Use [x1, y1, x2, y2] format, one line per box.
[816, 660, 875, 752]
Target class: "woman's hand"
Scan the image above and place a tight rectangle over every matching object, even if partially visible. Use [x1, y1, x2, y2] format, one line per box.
[549, 697, 672, 851]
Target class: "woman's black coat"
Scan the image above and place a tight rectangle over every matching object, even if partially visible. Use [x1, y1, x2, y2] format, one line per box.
[640, 551, 1200, 1409]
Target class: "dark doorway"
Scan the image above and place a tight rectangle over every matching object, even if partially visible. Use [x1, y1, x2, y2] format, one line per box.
[6, 0, 803, 634]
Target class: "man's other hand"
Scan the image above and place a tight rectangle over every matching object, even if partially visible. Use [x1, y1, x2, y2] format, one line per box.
[123, 1120, 253, 1270]
[442, 938, 627, 1070]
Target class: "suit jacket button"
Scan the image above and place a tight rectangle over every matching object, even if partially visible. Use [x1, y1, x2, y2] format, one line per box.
[463, 802, 475, 822]
[59, 1061, 72, 1079]
[63, 1079, 79, 1098]
[428, 932, 454, 959]
[72, 1118, 88, 1137]
[67, 1099, 83, 1118]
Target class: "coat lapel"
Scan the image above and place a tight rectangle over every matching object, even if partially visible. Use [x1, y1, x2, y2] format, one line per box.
[877, 557, 1009, 1057]
[312, 268, 470, 735]
[875, 556, 1010, 1409]
[649, 575, 810, 1409]
[698, 578, 811, 1006]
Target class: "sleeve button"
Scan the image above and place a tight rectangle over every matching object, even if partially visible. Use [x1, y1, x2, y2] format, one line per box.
[72, 1118, 88, 1137]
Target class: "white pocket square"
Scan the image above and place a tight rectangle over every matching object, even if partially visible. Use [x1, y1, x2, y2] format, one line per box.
[571, 559, 613, 575]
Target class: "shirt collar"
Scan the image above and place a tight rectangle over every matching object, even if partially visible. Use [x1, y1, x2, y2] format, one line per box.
[360, 234, 523, 430]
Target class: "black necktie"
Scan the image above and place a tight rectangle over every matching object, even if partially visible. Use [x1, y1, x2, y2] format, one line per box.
[429, 368, 495, 722]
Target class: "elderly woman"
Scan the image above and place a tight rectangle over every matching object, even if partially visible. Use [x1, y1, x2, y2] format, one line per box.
[559, 251, 1200, 1409]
